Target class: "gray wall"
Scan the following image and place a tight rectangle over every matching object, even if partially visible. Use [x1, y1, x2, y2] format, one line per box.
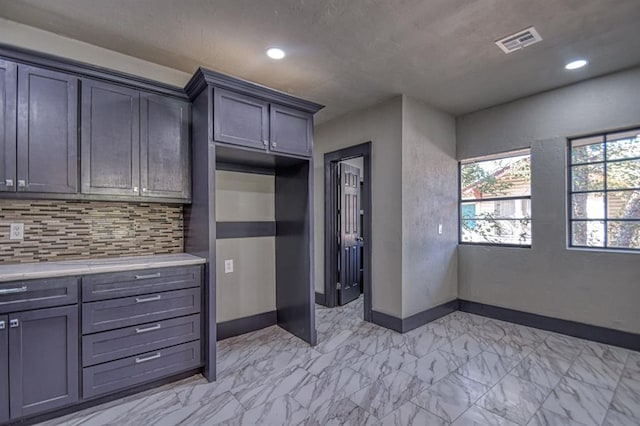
[314, 96, 404, 318]
[402, 96, 458, 317]
[215, 171, 276, 322]
[457, 67, 640, 333]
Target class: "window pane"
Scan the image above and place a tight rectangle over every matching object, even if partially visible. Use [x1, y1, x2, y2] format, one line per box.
[461, 199, 531, 220]
[571, 192, 604, 219]
[571, 142, 604, 164]
[571, 164, 604, 191]
[461, 219, 531, 245]
[607, 190, 640, 219]
[571, 221, 605, 247]
[461, 154, 530, 200]
[607, 221, 640, 249]
[606, 159, 640, 190]
[606, 131, 640, 161]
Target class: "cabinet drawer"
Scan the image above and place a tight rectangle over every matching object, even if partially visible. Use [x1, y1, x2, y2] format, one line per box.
[82, 266, 201, 302]
[82, 314, 201, 366]
[82, 288, 201, 334]
[82, 340, 201, 399]
[0, 277, 78, 314]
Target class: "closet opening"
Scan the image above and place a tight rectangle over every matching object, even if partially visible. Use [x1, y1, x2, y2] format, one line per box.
[322, 142, 372, 322]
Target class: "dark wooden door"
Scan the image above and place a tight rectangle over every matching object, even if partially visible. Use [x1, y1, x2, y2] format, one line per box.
[0, 59, 17, 193]
[338, 163, 361, 306]
[140, 93, 190, 200]
[269, 104, 312, 157]
[17, 65, 78, 193]
[8, 305, 79, 419]
[81, 79, 140, 196]
[0, 315, 8, 423]
[213, 88, 269, 150]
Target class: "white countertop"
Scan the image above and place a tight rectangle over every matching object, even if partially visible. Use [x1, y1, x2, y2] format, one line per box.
[0, 253, 207, 283]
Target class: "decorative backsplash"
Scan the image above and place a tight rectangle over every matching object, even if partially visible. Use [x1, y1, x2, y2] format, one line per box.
[0, 200, 183, 264]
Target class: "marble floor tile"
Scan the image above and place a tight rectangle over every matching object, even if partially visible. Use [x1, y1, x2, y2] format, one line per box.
[291, 366, 371, 412]
[488, 335, 537, 361]
[379, 401, 448, 426]
[399, 349, 463, 385]
[233, 367, 311, 409]
[602, 409, 639, 426]
[527, 407, 589, 426]
[542, 377, 614, 426]
[625, 351, 640, 373]
[512, 355, 564, 390]
[457, 350, 518, 386]
[453, 404, 520, 426]
[609, 373, 640, 422]
[412, 372, 488, 423]
[305, 397, 378, 426]
[526, 350, 574, 376]
[439, 333, 488, 362]
[349, 369, 428, 419]
[581, 341, 629, 365]
[399, 327, 451, 358]
[155, 392, 244, 426]
[221, 395, 308, 426]
[478, 373, 550, 425]
[566, 352, 624, 390]
[537, 334, 584, 362]
[300, 343, 368, 378]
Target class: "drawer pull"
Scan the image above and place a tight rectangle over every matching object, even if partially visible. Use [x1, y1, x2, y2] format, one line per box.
[0, 320, 5, 330]
[0, 286, 28, 295]
[135, 324, 162, 333]
[135, 352, 161, 363]
[135, 294, 162, 303]
[135, 273, 161, 280]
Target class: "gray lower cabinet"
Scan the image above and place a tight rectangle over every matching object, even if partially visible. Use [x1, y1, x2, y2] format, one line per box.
[140, 94, 191, 200]
[0, 315, 8, 424]
[8, 305, 79, 419]
[83, 340, 201, 399]
[17, 65, 78, 193]
[0, 59, 17, 193]
[269, 104, 312, 157]
[81, 78, 140, 197]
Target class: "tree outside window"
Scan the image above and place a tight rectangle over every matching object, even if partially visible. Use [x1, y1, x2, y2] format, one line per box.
[569, 129, 640, 251]
[460, 149, 531, 246]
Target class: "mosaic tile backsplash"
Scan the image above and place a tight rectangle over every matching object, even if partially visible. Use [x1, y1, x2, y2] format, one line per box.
[0, 200, 183, 264]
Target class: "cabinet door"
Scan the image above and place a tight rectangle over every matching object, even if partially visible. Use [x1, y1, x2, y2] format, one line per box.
[81, 79, 140, 196]
[213, 88, 269, 150]
[140, 94, 190, 200]
[8, 305, 79, 419]
[0, 315, 8, 424]
[0, 59, 17, 193]
[269, 104, 313, 157]
[17, 66, 78, 193]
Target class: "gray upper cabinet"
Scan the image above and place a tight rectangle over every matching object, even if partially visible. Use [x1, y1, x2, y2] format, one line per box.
[8, 305, 79, 419]
[141, 94, 190, 200]
[270, 104, 313, 157]
[17, 65, 78, 193]
[0, 59, 17, 193]
[0, 315, 8, 424]
[81, 78, 140, 197]
[214, 88, 269, 150]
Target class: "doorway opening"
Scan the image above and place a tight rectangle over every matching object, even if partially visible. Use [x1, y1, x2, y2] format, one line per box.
[323, 142, 372, 322]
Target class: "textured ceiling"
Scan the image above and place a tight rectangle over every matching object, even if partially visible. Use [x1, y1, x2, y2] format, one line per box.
[1, 0, 640, 123]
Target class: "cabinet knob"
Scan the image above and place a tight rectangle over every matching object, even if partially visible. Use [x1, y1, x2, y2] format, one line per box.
[133, 186, 139, 193]
[272, 142, 277, 148]
[142, 188, 147, 192]
[0, 320, 5, 330]
[263, 139, 268, 146]
[4, 179, 13, 187]
[18, 180, 26, 188]
[9, 319, 19, 328]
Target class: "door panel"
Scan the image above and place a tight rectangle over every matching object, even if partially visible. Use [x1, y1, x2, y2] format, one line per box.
[17, 65, 78, 193]
[0, 59, 17, 193]
[338, 163, 361, 306]
[269, 104, 312, 157]
[9, 305, 79, 419]
[140, 94, 190, 200]
[213, 88, 269, 150]
[81, 79, 140, 196]
[0, 315, 8, 423]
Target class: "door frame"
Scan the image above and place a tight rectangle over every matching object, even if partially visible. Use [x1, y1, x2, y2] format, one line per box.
[323, 142, 372, 322]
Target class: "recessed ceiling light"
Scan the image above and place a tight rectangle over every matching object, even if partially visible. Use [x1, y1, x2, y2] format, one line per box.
[565, 59, 588, 70]
[266, 48, 285, 60]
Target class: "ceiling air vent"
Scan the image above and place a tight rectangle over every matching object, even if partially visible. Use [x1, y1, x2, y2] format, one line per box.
[495, 26, 542, 54]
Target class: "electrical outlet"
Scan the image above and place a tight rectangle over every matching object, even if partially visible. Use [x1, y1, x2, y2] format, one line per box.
[224, 259, 234, 273]
[438, 224, 443, 235]
[10, 223, 24, 240]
